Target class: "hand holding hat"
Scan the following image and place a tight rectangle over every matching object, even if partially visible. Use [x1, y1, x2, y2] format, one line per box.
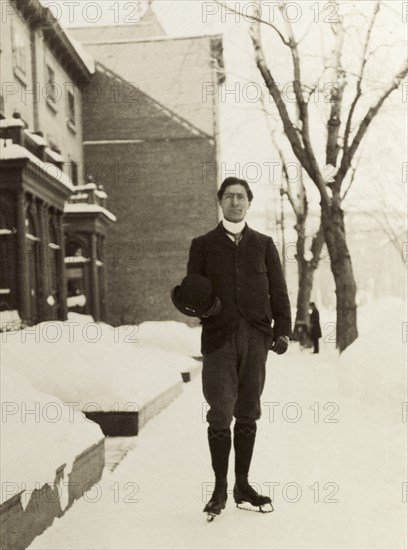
[171, 274, 222, 318]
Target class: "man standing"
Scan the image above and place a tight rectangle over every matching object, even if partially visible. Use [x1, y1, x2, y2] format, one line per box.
[309, 302, 322, 353]
[186, 177, 292, 519]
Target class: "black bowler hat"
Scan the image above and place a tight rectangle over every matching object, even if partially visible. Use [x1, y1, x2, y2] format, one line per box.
[171, 274, 221, 318]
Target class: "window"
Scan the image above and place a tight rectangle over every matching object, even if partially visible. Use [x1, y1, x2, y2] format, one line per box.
[45, 65, 58, 107]
[70, 161, 78, 186]
[65, 238, 88, 311]
[0, 197, 17, 311]
[67, 89, 75, 126]
[66, 239, 87, 259]
[11, 22, 27, 81]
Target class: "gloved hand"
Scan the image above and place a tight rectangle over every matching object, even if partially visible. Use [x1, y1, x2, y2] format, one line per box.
[271, 335, 289, 355]
[201, 296, 222, 318]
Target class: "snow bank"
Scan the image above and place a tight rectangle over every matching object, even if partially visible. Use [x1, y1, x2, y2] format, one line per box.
[67, 312, 94, 324]
[136, 320, 201, 357]
[26, 300, 407, 550]
[0, 309, 24, 332]
[1, 317, 188, 412]
[338, 297, 407, 415]
[0, 365, 102, 506]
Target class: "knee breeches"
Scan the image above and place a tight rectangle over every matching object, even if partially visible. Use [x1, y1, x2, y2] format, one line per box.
[202, 316, 271, 429]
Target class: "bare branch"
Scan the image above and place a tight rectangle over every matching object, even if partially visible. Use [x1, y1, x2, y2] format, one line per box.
[340, 155, 362, 201]
[306, 65, 331, 100]
[249, 10, 305, 160]
[338, 58, 408, 183]
[343, 0, 381, 161]
[249, 0, 329, 202]
[358, 207, 407, 261]
[325, 1, 347, 172]
[260, 93, 310, 222]
[296, 20, 315, 46]
[213, 0, 289, 45]
[281, 2, 329, 201]
[280, 3, 307, 123]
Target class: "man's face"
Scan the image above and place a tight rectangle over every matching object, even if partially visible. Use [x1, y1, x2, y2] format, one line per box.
[219, 184, 251, 223]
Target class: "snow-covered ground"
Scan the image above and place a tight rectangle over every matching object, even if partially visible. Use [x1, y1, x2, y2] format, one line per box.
[1, 315, 200, 411]
[27, 298, 407, 549]
[136, 320, 201, 357]
[0, 365, 103, 507]
[1, 316, 201, 509]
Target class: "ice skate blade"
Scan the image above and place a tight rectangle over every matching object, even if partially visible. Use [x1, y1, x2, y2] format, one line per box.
[207, 513, 217, 522]
[236, 502, 274, 513]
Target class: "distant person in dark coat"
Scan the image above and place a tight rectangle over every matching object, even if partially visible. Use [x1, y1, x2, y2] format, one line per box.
[186, 177, 292, 518]
[309, 302, 322, 353]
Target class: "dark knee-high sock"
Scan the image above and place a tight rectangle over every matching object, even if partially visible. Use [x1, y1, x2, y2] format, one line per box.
[208, 427, 231, 479]
[234, 421, 257, 477]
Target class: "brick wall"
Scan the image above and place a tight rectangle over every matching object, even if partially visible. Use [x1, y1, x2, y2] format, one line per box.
[82, 69, 219, 325]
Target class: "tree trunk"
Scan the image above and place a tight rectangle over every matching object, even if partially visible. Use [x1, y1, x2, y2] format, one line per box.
[293, 259, 314, 347]
[321, 201, 358, 351]
[293, 223, 324, 347]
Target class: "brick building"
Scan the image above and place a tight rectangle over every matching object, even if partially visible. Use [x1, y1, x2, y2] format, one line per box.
[70, 10, 225, 325]
[0, 0, 115, 325]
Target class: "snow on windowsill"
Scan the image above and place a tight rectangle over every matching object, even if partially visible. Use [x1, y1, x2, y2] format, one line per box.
[65, 255, 90, 263]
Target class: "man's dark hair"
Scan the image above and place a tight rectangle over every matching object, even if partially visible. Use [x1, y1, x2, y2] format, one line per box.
[217, 177, 254, 202]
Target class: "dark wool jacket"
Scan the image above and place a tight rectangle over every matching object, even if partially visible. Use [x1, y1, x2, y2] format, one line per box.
[187, 222, 292, 355]
[310, 309, 322, 339]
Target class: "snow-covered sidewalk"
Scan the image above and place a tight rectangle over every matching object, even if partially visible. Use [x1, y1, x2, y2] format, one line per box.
[29, 335, 407, 549]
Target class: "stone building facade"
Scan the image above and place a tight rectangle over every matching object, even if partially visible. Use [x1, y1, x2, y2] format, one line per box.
[0, 0, 115, 326]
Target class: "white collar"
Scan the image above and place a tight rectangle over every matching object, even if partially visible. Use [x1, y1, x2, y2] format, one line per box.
[222, 219, 246, 235]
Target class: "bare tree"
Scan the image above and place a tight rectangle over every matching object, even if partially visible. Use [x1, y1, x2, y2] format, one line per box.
[242, 0, 408, 351]
[263, 110, 325, 345]
[354, 184, 407, 262]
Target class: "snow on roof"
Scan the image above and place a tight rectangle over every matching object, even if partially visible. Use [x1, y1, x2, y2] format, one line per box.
[70, 193, 88, 200]
[23, 129, 47, 146]
[95, 189, 108, 199]
[0, 118, 25, 128]
[75, 35, 222, 137]
[74, 183, 98, 191]
[36, 0, 95, 75]
[64, 203, 117, 222]
[71, 184, 108, 199]
[44, 147, 64, 163]
[0, 143, 74, 191]
[66, 33, 96, 74]
[68, 3, 166, 43]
